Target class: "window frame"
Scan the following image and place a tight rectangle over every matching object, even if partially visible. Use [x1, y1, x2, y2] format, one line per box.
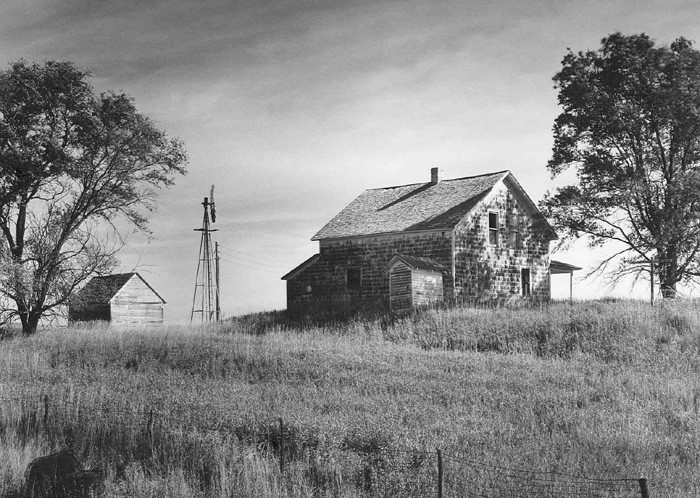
[509, 213, 521, 249]
[488, 210, 499, 246]
[346, 268, 362, 291]
[520, 267, 531, 297]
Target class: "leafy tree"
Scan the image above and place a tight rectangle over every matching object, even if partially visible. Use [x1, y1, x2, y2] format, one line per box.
[0, 60, 186, 334]
[542, 33, 700, 298]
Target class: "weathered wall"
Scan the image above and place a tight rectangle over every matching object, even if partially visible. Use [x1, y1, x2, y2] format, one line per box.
[111, 276, 164, 324]
[68, 303, 110, 322]
[287, 230, 453, 312]
[411, 269, 444, 307]
[453, 182, 551, 301]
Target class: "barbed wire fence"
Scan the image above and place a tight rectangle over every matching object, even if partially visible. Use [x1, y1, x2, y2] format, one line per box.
[0, 394, 666, 497]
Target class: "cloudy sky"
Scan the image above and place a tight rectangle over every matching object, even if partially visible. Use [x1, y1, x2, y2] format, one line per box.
[2, 0, 699, 321]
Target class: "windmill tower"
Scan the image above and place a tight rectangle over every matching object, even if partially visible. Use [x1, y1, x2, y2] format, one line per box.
[190, 185, 221, 322]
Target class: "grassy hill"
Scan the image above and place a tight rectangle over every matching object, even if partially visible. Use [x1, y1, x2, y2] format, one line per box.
[0, 301, 698, 496]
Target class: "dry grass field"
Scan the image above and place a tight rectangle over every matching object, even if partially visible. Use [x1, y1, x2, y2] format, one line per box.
[0, 300, 699, 496]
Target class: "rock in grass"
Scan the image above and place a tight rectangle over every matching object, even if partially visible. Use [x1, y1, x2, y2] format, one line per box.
[24, 449, 102, 497]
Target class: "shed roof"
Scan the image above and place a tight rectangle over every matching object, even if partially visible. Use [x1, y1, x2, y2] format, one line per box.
[383, 254, 448, 274]
[312, 170, 557, 240]
[73, 272, 165, 304]
[549, 260, 583, 274]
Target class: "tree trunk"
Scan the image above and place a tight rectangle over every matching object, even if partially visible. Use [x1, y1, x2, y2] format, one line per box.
[660, 282, 678, 299]
[19, 310, 40, 335]
[658, 255, 679, 299]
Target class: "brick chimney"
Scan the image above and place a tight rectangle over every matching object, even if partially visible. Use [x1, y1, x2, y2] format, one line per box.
[430, 167, 442, 184]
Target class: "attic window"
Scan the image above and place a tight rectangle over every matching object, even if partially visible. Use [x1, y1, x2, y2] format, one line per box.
[509, 214, 521, 249]
[347, 268, 361, 291]
[488, 211, 499, 245]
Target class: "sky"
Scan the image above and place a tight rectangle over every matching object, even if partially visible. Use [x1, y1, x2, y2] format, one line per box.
[2, 0, 700, 321]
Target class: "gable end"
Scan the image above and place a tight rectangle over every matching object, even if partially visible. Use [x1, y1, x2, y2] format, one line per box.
[110, 273, 166, 304]
[501, 174, 558, 241]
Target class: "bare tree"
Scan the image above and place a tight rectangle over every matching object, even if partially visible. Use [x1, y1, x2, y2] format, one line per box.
[0, 60, 187, 334]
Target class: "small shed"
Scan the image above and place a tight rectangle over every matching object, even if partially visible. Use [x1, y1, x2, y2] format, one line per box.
[384, 255, 446, 312]
[69, 272, 166, 324]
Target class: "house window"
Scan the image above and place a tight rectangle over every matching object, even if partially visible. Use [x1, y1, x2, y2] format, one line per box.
[347, 268, 361, 291]
[521, 268, 531, 296]
[488, 211, 499, 245]
[509, 214, 521, 249]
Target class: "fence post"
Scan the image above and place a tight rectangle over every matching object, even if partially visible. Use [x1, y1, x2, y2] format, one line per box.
[639, 477, 649, 498]
[279, 417, 285, 475]
[146, 409, 154, 439]
[437, 449, 443, 498]
[43, 395, 49, 427]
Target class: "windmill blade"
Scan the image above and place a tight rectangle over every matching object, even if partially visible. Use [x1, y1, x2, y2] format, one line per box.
[210, 184, 216, 223]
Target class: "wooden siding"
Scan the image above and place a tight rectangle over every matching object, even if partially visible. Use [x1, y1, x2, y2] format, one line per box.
[389, 264, 412, 311]
[412, 269, 443, 307]
[389, 264, 443, 311]
[110, 275, 164, 324]
[111, 302, 163, 324]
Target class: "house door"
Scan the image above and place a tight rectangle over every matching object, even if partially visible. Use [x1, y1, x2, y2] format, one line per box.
[521, 268, 531, 296]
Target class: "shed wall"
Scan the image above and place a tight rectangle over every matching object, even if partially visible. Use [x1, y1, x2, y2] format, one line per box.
[68, 304, 110, 322]
[411, 269, 443, 306]
[111, 276, 164, 324]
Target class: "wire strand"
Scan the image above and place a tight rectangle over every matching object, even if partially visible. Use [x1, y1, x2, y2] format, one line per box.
[0, 393, 669, 496]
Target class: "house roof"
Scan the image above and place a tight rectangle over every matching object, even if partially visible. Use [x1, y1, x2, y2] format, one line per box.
[312, 170, 557, 240]
[73, 272, 166, 304]
[281, 254, 320, 281]
[383, 254, 448, 274]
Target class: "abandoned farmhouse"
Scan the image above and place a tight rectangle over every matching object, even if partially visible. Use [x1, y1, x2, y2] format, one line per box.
[283, 168, 579, 312]
[68, 272, 166, 324]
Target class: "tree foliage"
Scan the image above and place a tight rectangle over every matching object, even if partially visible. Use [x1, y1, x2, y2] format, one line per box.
[542, 33, 700, 297]
[0, 60, 187, 333]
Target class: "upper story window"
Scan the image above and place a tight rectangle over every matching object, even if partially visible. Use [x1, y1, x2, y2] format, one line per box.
[488, 211, 499, 245]
[347, 268, 361, 291]
[509, 213, 521, 249]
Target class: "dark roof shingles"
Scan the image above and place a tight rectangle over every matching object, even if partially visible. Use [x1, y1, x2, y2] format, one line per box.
[74, 273, 135, 304]
[389, 254, 448, 273]
[312, 171, 508, 240]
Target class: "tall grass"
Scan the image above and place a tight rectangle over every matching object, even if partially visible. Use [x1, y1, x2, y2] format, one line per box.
[0, 300, 698, 496]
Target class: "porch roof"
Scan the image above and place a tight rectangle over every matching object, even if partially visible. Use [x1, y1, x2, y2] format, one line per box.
[550, 260, 582, 274]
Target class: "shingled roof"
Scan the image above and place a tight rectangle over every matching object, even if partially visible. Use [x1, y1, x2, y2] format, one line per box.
[313, 170, 557, 240]
[383, 254, 448, 274]
[73, 273, 165, 304]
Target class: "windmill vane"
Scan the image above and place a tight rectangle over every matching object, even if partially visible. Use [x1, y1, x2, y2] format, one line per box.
[210, 184, 217, 223]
